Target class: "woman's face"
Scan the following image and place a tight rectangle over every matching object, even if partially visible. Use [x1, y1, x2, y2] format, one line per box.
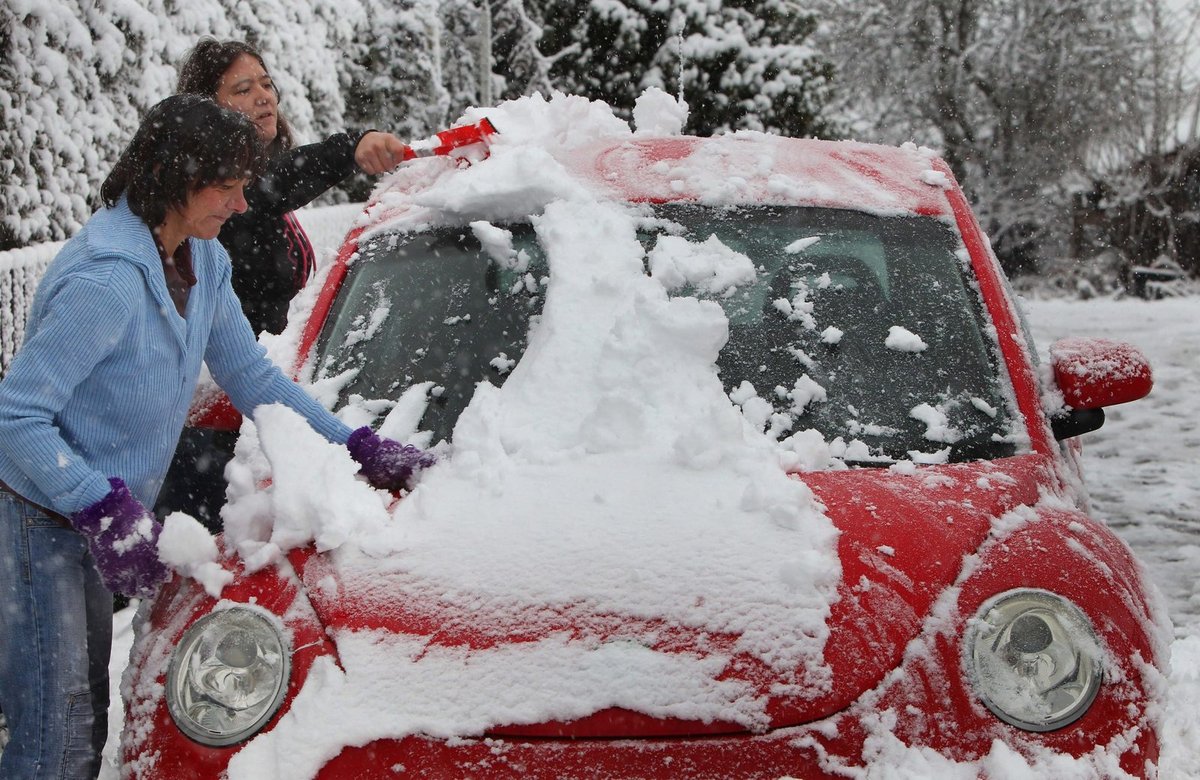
[215, 53, 278, 143]
[174, 179, 250, 240]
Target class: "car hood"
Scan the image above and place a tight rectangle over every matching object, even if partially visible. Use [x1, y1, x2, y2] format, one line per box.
[288, 454, 1052, 736]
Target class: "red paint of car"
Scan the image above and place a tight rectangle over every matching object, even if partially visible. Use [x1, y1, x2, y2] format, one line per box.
[121, 132, 1161, 779]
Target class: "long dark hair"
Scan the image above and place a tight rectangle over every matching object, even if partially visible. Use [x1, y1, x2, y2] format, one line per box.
[100, 95, 265, 227]
[176, 37, 295, 157]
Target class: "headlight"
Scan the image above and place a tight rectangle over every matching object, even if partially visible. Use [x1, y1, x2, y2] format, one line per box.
[166, 606, 291, 746]
[965, 589, 1102, 732]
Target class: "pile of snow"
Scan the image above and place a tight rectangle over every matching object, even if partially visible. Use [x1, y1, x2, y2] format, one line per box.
[155, 92, 845, 778]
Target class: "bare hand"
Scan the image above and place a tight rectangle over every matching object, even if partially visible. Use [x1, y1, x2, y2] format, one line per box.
[354, 132, 407, 175]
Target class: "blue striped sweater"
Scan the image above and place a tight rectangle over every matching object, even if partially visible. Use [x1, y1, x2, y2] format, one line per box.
[0, 197, 351, 516]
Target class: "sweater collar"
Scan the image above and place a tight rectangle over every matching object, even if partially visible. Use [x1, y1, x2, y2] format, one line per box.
[89, 196, 192, 345]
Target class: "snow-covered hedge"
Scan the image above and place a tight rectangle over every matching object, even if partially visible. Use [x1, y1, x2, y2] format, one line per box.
[2, 1, 836, 252]
[0, 0, 502, 250]
[1, 0, 366, 249]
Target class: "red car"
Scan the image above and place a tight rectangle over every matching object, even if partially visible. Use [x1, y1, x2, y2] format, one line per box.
[122, 114, 1162, 778]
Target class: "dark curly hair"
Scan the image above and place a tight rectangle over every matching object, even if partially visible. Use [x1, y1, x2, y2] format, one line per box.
[176, 37, 295, 157]
[100, 95, 266, 228]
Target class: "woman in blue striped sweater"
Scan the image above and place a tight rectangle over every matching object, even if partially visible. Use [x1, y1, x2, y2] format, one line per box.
[0, 95, 431, 778]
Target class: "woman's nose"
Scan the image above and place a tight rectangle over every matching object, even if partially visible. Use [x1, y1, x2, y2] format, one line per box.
[230, 186, 249, 214]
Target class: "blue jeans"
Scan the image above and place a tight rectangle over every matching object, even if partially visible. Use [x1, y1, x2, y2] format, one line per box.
[0, 491, 112, 779]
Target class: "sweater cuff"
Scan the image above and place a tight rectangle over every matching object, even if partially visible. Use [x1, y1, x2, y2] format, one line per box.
[57, 471, 117, 517]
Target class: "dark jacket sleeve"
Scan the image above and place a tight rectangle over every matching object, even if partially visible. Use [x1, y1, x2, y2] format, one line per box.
[245, 131, 365, 216]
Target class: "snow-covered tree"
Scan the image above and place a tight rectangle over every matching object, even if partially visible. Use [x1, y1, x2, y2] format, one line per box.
[1135, 0, 1200, 157]
[343, 0, 450, 146]
[530, 0, 836, 138]
[2, 0, 367, 250]
[490, 0, 554, 102]
[817, 0, 1146, 274]
[1, 1, 176, 249]
[440, 0, 489, 115]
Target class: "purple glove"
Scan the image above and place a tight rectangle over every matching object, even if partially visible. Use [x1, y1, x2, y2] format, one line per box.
[346, 427, 437, 492]
[70, 477, 170, 598]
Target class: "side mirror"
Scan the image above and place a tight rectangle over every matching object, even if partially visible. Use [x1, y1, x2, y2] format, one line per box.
[1048, 338, 1152, 440]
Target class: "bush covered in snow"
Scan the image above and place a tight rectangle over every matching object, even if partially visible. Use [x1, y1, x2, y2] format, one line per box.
[0, 0, 834, 249]
[1, 0, 356, 248]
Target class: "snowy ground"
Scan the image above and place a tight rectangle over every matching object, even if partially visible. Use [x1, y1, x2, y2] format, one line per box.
[1027, 294, 1200, 777]
[1031, 293, 1200, 778]
[2, 203, 1193, 777]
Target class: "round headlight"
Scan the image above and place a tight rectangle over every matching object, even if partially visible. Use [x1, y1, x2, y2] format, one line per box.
[166, 607, 291, 746]
[965, 589, 1102, 732]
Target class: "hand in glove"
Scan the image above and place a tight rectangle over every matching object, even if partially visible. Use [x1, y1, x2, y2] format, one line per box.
[346, 427, 437, 492]
[70, 477, 171, 598]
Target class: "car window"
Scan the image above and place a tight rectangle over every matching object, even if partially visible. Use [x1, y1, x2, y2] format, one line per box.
[315, 205, 1017, 464]
[315, 226, 547, 443]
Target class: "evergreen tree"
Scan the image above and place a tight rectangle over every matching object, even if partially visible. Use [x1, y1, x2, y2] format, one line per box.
[1, 0, 176, 249]
[529, 0, 836, 138]
[343, 0, 450, 143]
[490, 0, 554, 102]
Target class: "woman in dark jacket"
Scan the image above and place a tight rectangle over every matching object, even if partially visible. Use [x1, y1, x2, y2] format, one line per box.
[176, 37, 406, 335]
[160, 38, 411, 526]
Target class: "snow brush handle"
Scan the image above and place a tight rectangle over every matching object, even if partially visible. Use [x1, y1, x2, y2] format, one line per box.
[401, 118, 499, 161]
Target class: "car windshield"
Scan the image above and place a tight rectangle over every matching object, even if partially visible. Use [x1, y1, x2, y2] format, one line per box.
[314, 205, 1016, 464]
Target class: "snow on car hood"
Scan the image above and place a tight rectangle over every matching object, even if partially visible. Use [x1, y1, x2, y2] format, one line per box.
[204, 91, 984, 777]
[277, 454, 1038, 732]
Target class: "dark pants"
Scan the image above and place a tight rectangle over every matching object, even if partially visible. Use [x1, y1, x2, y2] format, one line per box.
[154, 427, 238, 534]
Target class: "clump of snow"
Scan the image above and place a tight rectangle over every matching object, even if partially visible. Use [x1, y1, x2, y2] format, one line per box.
[648, 233, 757, 295]
[900, 141, 941, 159]
[788, 375, 828, 417]
[633, 86, 689, 136]
[771, 284, 818, 330]
[469, 220, 529, 272]
[910, 402, 963, 444]
[885, 324, 928, 352]
[919, 169, 951, 188]
[907, 447, 951, 465]
[785, 236, 822, 253]
[158, 513, 233, 598]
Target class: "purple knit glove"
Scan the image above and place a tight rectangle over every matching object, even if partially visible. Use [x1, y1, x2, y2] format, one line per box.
[70, 477, 170, 598]
[346, 427, 437, 492]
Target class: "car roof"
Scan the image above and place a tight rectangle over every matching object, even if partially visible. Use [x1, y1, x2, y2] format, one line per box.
[356, 132, 959, 244]
[560, 135, 957, 217]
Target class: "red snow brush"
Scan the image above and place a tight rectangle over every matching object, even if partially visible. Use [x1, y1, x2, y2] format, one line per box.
[400, 117, 499, 163]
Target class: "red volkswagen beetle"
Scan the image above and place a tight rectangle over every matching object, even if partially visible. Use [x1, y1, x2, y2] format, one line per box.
[121, 99, 1163, 779]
